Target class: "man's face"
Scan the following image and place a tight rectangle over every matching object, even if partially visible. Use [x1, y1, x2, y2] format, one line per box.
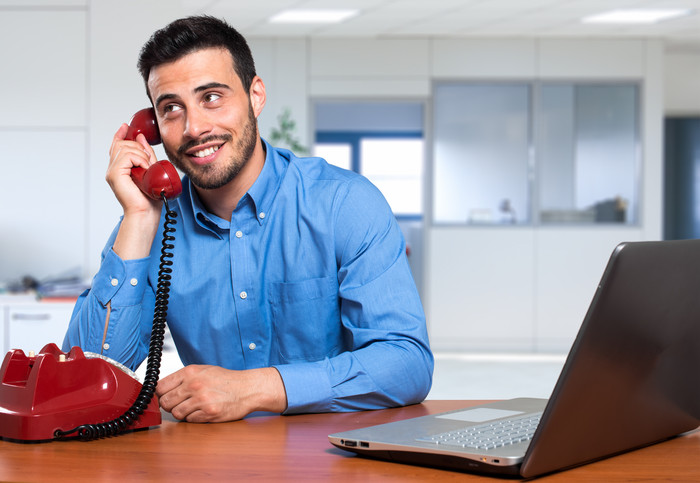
[147, 47, 263, 190]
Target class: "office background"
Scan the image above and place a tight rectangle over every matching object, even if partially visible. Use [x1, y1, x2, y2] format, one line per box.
[1, 1, 700, 369]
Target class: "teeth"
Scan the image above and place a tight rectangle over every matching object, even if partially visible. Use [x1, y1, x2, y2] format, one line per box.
[193, 146, 219, 158]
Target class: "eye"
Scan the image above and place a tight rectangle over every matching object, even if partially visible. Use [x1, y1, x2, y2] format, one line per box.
[203, 92, 222, 103]
[163, 104, 183, 114]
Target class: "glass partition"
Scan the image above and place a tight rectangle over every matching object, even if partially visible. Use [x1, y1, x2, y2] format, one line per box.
[433, 83, 531, 224]
[537, 84, 639, 224]
[432, 81, 640, 226]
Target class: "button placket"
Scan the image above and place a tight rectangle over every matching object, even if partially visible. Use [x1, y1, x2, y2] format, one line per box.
[230, 206, 266, 366]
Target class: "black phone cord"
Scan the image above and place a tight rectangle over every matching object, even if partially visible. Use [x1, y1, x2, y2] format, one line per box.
[54, 195, 177, 440]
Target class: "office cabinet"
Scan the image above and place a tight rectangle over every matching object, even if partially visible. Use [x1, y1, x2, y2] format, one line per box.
[2, 301, 74, 354]
[427, 227, 643, 352]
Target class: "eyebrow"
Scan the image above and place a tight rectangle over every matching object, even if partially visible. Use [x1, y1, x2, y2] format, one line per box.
[194, 82, 231, 93]
[154, 82, 232, 109]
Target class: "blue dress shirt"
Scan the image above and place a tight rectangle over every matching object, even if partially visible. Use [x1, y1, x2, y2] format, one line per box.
[64, 141, 434, 414]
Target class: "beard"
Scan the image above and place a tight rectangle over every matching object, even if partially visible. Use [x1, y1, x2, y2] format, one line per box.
[164, 102, 258, 190]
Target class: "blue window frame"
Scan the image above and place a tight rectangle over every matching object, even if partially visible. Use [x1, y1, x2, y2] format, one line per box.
[314, 131, 424, 220]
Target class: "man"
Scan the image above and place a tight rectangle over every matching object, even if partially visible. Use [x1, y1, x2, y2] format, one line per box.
[64, 15, 433, 423]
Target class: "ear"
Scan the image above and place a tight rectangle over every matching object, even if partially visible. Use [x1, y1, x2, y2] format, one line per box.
[249, 76, 266, 118]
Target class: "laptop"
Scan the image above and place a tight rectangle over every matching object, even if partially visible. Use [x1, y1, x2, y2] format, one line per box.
[329, 239, 700, 478]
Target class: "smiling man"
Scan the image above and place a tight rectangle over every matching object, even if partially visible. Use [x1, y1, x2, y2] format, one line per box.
[64, 15, 433, 423]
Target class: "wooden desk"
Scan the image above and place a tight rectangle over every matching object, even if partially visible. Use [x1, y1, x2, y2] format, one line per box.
[1, 400, 698, 481]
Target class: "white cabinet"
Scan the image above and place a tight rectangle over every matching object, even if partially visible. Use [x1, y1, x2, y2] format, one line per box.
[2, 300, 74, 355]
[426, 227, 644, 353]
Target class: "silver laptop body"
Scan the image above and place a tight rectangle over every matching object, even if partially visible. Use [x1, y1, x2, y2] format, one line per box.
[329, 239, 700, 478]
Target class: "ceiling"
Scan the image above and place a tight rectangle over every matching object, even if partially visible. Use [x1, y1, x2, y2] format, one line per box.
[181, 0, 700, 51]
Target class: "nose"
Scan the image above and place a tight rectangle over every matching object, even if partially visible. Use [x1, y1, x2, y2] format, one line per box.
[183, 107, 212, 139]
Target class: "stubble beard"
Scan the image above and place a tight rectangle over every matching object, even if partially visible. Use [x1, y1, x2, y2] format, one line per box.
[164, 103, 258, 190]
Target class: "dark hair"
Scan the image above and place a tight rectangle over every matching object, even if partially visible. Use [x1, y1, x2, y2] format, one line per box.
[138, 16, 257, 92]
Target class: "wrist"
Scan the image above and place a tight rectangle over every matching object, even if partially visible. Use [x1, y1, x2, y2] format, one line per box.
[250, 367, 288, 414]
[113, 209, 161, 260]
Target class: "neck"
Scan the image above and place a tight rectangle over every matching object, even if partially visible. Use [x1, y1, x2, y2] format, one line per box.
[195, 139, 266, 221]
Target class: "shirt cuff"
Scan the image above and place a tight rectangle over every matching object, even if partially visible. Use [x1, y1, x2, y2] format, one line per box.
[91, 248, 151, 307]
[274, 361, 333, 414]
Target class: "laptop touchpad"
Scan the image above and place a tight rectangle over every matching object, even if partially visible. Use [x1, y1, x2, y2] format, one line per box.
[437, 408, 524, 423]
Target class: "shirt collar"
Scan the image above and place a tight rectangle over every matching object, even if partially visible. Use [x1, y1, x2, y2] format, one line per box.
[186, 138, 288, 232]
[245, 138, 288, 225]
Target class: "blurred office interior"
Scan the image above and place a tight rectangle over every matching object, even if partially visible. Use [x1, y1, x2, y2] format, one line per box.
[2, 0, 700, 399]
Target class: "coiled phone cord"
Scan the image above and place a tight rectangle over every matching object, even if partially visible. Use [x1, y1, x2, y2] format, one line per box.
[54, 195, 177, 440]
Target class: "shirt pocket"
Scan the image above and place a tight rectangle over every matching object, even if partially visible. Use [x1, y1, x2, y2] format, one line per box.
[268, 276, 341, 363]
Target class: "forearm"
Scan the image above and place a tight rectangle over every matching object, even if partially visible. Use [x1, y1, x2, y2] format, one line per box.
[275, 339, 434, 414]
[62, 248, 154, 370]
[113, 211, 161, 260]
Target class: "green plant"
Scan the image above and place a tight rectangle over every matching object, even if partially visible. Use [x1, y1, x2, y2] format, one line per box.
[268, 108, 308, 155]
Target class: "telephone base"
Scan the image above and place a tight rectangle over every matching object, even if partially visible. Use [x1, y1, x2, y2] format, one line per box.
[0, 344, 161, 442]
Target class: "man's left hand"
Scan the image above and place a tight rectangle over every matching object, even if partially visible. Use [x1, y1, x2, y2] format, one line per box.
[156, 365, 288, 422]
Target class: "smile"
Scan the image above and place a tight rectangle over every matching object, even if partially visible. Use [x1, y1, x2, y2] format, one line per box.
[193, 145, 221, 158]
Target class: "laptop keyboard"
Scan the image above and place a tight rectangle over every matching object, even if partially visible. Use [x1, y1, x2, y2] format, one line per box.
[416, 412, 543, 450]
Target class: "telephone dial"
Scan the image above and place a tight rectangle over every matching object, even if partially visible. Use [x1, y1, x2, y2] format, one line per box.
[0, 109, 181, 442]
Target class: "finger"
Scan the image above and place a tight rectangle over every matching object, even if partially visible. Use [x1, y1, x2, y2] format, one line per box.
[109, 124, 130, 159]
[184, 409, 210, 423]
[135, 133, 159, 166]
[167, 397, 205, 422]
[156, 371, 184, 397]
[110, 144, 151, 171]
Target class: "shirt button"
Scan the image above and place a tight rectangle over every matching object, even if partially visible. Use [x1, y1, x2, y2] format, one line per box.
[110, 278, 118, 287]
[103, 343, 110, 350]
[259, 212, 266, 219]
[235, 230, 243, 238]
[130, 278, 138, 286]
[240, 291, 248, 299]
[248, 342, 256, 351]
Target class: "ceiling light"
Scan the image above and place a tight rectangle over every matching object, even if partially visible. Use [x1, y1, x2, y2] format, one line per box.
[269, 9, 359, 24]
[582, 9, 692, 24]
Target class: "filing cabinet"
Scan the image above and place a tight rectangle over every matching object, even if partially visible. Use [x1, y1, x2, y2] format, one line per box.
[2, 300, 74, 354]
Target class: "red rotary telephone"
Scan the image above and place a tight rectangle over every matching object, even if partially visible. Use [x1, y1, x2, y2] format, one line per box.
[0, 109, 180, 442]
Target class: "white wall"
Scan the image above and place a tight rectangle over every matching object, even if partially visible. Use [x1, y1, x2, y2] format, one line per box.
[425, 39, 665, 352]
[0, 1, 696, 353]
[0, 6, 88, 282]
[665, 50, 700, 116]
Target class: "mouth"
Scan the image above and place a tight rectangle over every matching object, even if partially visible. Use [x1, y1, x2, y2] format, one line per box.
[181, 137, 229, 164]
[192, 145, 221, 158]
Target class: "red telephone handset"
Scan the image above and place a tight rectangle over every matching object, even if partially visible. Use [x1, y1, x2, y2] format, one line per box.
[125, 108, 182, 200]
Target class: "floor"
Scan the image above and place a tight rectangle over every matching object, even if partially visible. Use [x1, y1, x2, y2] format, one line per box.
[426, 352, 566, 401]
[141, 343, 567, 402]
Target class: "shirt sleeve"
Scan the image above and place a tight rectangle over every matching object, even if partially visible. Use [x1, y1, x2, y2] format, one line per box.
[62, 223, 156, 371]
[275, 176, 434, 413]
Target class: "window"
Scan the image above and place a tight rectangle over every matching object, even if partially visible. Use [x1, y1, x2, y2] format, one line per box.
[314, 101, 425, 219]
[360, 138, 424, 215]
[432, 82, 640, 225]
[538, 84, 639, 224]
[313, 143, 351, 171]
[433, 83, 531, 224]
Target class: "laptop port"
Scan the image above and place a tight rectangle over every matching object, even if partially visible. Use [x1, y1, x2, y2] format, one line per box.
[344, 440, 358, 447]
[360, 442, 369, 448]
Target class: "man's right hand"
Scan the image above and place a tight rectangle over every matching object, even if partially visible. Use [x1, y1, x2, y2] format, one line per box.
[107, 123, 163, 260]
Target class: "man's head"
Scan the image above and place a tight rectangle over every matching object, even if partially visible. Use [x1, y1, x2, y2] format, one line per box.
[138, 16, 257, 97]
[138, 16, 267, 195]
